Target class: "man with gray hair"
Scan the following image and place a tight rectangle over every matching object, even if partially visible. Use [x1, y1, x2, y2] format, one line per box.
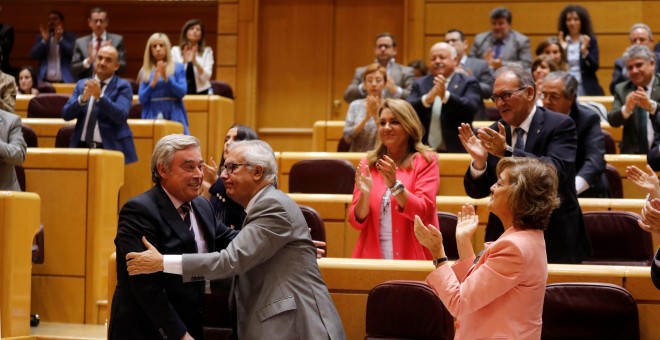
[542, 71, 608, 198]
[459, 64, 590, 263]
[407, 42, 481, 152]
[125, 139, 346, 339]
[608, 44, 660, 154]
[610, 23, 660, 93]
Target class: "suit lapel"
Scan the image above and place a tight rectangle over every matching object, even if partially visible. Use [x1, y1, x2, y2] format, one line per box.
[154, 186, 198, 253]
[525, 108, 545, 152]
[240, 185, 273, 229]
[191, 198, 216, 251]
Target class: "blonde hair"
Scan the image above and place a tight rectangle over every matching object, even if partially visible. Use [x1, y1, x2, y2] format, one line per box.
[366, 99, 435, 169]
[362, 63, 387, 83]
[139, 32, 175, 82]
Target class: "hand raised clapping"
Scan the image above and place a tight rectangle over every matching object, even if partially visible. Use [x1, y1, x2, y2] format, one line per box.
[627, 164, 660, 198]
[355, 163, 373, 195]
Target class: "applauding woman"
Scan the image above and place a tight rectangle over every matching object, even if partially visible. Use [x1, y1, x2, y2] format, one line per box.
[414, 157, 560, 339]
[342, 63, 387, 152]
[138, 33, 189, 134]
[171, 19, 214, 95]
[350, 98, 439, 260]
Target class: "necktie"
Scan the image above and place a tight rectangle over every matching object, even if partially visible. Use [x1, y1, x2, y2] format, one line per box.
[493, 40, 503, 59]
[186, 62, 197, 94]
[96, 36, 102, 55]
[428, 96, 444, 150]
[180, 203, 193, 233]
[514, 127, 525, 151]
[637, 106, 649, 153]
[84, 81, 106, 145]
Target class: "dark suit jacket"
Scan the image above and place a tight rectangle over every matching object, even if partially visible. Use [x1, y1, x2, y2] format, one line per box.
[578, 36, 604, 96]
[608, 75, 660, 154]
[653, 247, 660, 289]
[209, 178, 245, 230]
[61, 75, 138, 164]
[463, 107, 590, 263]
[71, 32, 127, 80]
[571, 102, 609, 198]
[108, 185, 237, 340]
[30, 31, 76, 83]
[610, 52, 660, 94]
[464, 57, 493, 120]
[407, 72, 481, 152]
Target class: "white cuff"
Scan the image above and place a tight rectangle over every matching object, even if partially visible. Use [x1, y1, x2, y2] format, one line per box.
[163, 254, 183, 275]
[442, 91, 451, 104]
[83, 58, 92, 69]
[469, 160, 487, 178]
[576, 176, 590, 194]
[422, 94, 432, 108]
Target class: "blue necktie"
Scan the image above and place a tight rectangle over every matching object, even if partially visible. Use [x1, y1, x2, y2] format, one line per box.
[493, 40, 503, 59]
[514, 127, 525, 151]
[84, 81, 106, 145]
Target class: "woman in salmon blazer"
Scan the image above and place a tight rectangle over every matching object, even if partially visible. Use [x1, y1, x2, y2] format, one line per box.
[414, 157, 560, 339]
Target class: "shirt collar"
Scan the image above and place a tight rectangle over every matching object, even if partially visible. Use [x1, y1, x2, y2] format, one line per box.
[514, 105, 536, 133]
[94, 31, 108, 41]
[161, 185, 187, 211]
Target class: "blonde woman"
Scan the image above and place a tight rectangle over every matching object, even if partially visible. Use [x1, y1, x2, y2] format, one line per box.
[138, 33, 189, 134]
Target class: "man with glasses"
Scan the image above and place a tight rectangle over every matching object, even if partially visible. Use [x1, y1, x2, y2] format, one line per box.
[124, 139, 346, 340]
[71, 7, 126, 81]
[344, 32, 414, 103]
[459, 64, 590, 264]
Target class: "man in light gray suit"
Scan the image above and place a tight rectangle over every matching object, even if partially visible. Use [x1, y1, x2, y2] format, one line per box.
[0, 109, 26, 190]
[469, 7, 532, 70]
[71, 7, 126, 81]
[344, 32, 414, 103]
[126, 139, 346, 340]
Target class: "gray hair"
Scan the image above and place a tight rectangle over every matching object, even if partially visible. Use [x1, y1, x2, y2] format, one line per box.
[431, 42, 457, 59]
[630, 23, 653, 42]
[228, 140, 278, 184]
[494, 63, 536, 94]
[151, 134, 200, 183]
[623, 44, 656, 63]
[544, 71, 578, 99]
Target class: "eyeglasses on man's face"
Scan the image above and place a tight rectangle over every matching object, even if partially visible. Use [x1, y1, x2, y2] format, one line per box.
[220, 162, 250, 175]
[490, 87, 527, 102]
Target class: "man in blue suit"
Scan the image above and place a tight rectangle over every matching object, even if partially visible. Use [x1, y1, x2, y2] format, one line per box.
[407, 42, 481, 152]
[29, 10, 76, 83]
[61, 45, 137, 164]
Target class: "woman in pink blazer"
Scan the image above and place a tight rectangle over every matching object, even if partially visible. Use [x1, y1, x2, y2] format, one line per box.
[414, 157, 560, 339]
[350, 98, 438, 260]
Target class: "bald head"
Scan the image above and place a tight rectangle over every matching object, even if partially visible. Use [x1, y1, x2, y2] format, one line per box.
[95, 45, 120, 80]
[429, 42, 457, 77]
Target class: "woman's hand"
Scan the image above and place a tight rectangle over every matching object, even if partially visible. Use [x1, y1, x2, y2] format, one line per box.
[639, 198, 660, 237]
[455, 204, 479, 241]
[376, 155, 398, 188]
[202, 157, 219, 187]
[580, 35, 591, 56]
[366, 94, 380, 119]
[355, 163, 373, 195]
[627, 164, 660, 198]
[413, 215, 445, 259]
[557, 31, 568, 50]
[458, 123, 488, 169]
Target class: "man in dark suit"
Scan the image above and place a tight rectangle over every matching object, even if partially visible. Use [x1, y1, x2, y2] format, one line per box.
[460, 64, 590, 264]
[71, 7, 126, 81]
[610, 24, 660, 94]
[344, 33, 414, 103]
[469, 7, 532, 70]
[608, 45, 660, 155]
[109, 134, 237, 340]
[29, 10, 76, 83]
[61, 45, 137, 164]
[407, 42, 481, 152]
[542, 71, 609, 198]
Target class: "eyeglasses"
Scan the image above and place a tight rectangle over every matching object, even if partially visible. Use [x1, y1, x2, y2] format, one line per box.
[490, 87, 527, 102]
[220, 163, 250, 175]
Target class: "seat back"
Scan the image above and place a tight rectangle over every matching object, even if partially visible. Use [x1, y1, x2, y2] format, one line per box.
[602, 130, 616, 154]
[128, 103, 143, 119]
[437, 211, 458, 260]
[582, 210, 653, 266]
[210, 80, 234, 99]
[289, 159, 355, 194]
[604, 163, 622, 198]
[27, 93, 70, 118]
[55, 125, 75, 148]
[21, 124, 38, 147]
[36, 82, 56, 94]
[542, 282, 640, 339]
[299, 204, 326, 257]
[365, 280, 454, 340]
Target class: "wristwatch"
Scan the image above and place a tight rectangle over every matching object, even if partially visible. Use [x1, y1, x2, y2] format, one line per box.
[433, 256, 448, 267]
[504, 145, 514, 157]
[389, 180, 405, 196]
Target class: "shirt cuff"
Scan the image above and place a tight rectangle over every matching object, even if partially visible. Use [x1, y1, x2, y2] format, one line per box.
[469, 160, 487, 178]
[422, 94, 432, 108]
[576, 176, 590, 194]
[163, 254, 183, 275]
[83, 58, 92, 69]
[442, 91, 451, 104]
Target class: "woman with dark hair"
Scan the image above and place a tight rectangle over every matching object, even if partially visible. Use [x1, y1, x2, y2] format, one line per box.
[531, 55, 559, 105]
[171, 19, 214, 95]
[16, 65, 39, 95]
[557, 5, 603, 95]
[201, 124, 258, 229]
[535, 37, 568, 71]
[414, 157, 560, 339]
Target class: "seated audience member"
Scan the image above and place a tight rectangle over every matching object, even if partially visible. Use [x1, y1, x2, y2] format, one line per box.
[407, 42, 481, 152]
[626, 163, 660, 289]
[343, 33, 414, 103]
[611, 23, 660, 94]
[61, 45, 137, 164]
[342, 63, 386, 152]
[414, 157, 559, 339]
[445, 28, 494, 120]
[531, 55, 558, 106]
[608, 45, 660, 154]
[16, 66, 39, 95]
[542, 71, 608, 197]
[557, 5, 604, 96]
[350, 99, 438, 260]
[124, 139, 346, 339]
[0, 108, 26, 190]
[536, 37, 568, 71]
[138, 33, 189, 134]
[408, 59, 427, 78]
[0, 49, 16, 112]
[171, 19, 213, 95]
[30, 10, 76, 83]
[0, 10, 14, 75]
[469, 7, 532, 70]
[460, 64, 589, 264]
[71, 7, 127, 81]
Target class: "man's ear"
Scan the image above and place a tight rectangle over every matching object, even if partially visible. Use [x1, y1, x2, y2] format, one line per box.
[253, 165, 264, 181]
[157, 163, 168, 180]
